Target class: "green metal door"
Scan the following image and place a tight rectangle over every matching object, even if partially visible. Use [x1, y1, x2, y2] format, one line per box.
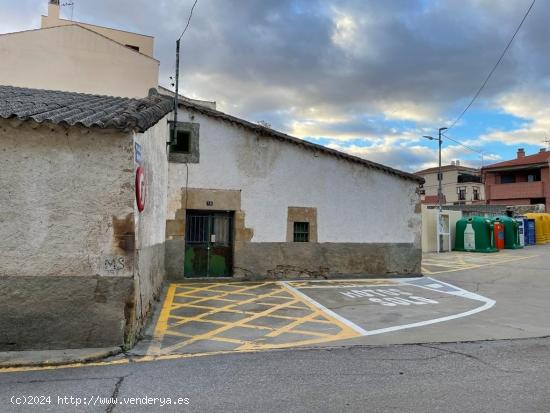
[184, 211, 233, 277]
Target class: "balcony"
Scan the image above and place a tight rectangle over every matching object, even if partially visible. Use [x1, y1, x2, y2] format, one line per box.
[489, 181, 544, 200]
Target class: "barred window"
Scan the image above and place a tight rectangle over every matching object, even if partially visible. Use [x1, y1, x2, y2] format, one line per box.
[293, 222, 310, 242]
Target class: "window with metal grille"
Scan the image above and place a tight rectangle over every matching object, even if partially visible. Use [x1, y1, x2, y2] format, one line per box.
[293, 222, 309, 242]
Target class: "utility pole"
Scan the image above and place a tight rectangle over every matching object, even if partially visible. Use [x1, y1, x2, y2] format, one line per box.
[172, 38, 181, 144]
[172, 0, 199, 144]
[423, 127, 448, 212]
[423, 127, 448, 253]
[437, 127, 447, 213]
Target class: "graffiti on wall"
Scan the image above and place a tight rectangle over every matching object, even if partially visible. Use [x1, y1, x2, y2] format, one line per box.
[100, 256, 127, 275]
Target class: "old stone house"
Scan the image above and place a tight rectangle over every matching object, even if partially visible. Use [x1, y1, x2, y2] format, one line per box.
[1, 83, 423, 351]
[0, 85, 172, 350]
[164, 97, 424, 280]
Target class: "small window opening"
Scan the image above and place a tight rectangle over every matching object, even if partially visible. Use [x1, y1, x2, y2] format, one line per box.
[293, 222, 310, 242]
[171, 129, 191, 153]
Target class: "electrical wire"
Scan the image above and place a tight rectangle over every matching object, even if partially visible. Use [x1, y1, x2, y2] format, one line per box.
[441, 133, 482, 154]
[178, 0, 199, 40]
[447, 0, 536, 130]
[421, 181, 482, 189]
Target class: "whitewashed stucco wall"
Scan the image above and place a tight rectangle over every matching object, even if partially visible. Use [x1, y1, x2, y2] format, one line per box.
[133, 115, 169, 321]
[134, 116, 169, 250]
[168, 110, 421, 246]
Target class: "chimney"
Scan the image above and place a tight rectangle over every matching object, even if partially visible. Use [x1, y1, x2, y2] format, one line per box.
[517, 148, 525, 158]
[48, 0, 60, 20]
[455, 160, 460, 166]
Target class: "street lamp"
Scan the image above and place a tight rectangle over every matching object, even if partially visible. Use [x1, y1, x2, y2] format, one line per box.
[423, 127, 448, 253]
[423, 127, 447, 213]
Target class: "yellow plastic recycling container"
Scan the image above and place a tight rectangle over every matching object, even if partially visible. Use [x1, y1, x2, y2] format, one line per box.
[525, 213, 548, 244]
[542, 214, 550, 243]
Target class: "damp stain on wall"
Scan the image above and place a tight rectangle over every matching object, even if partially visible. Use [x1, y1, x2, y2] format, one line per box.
[112, 213, 135, 253]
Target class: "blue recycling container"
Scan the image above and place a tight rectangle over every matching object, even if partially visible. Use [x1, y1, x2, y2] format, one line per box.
[525, 218, 536, 245]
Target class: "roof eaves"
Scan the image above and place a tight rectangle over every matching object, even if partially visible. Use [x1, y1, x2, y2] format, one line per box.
[52, 17, 155, 39]
[176, 98, 423, 184]
[482, 156, 550, 170]
[1, 24, 159, 63]
[0, 86, 173, 133]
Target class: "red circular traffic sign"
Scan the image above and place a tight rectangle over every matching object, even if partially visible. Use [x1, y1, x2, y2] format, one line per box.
[135, 166, 146, 212]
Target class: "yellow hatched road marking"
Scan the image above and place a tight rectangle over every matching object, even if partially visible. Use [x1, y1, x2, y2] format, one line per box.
[147, 281, 360, 356]
[160, 296, 302, 353]
[422, 253, 537, 274]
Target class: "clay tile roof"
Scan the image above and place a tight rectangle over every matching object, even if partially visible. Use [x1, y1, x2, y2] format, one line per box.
[482, 151, 550, 170]
[0, 85, 172, 132]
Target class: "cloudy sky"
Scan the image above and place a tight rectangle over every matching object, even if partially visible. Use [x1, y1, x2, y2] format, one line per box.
[3, 0, 548, 172]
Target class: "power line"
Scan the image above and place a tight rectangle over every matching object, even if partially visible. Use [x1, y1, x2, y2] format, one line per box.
[441, 133, 483, 154]
[447, 0, 536, 130]
[178, 0, 199, 40]
[422, 181, 482, 189]
[172, 0, 199, 142]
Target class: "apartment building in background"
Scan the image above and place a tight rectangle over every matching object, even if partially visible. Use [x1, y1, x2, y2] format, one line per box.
[0, 0, 159, 97]
[415, 161, 484, 205]
[482, 148, 550, 212]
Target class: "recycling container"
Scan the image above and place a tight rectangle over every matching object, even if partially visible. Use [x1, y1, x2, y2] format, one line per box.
[454, 216, 498, 253]
[493, 220, 505, 250]
[525, 213, 547, 244]
[493, 216, 523, 249]
[542, 214, 550, 243]
[515, 217, 525, 247]
[525, 218, 536, 245]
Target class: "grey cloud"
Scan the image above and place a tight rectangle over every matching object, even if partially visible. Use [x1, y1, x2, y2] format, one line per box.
[8, 0, 541, 117]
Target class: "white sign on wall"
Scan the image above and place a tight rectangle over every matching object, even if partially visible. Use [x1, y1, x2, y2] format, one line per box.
[135, 142, 142, 165]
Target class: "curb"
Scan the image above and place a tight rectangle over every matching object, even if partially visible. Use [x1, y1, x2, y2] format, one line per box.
[0, 347, 123, 369]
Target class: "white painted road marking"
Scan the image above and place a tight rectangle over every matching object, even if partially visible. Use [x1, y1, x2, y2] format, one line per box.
[281, 282, 370, 336]
[339, 288, 439, 306]
[283, 278, 496, 338]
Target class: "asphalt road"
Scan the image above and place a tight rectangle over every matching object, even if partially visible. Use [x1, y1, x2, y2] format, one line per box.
[346, 245, 550, 345]
[1, 337, 550, 413]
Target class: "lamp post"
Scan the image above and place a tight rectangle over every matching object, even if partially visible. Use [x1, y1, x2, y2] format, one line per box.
[423, 127, 448, 252]
[423, 127, 447, 212]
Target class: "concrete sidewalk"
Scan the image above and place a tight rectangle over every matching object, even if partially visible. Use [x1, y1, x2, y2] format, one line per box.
[0, 347, 122, 368]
